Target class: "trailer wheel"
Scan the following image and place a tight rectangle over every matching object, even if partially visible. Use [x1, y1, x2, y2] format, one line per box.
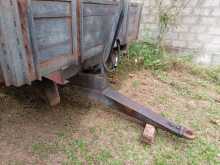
[104, 41, 120, 73]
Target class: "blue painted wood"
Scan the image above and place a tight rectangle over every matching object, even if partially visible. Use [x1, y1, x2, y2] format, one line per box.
[32, 0, 71, 18]
[30, 0, 77, 75]
[118, 1, 129, 45]
[0, 0, 142, 87]
[34, 18, 72, 61]
[81, 1, 118, 61]
[71, 0, 80, 64]
[0, 0, 29, 86]
[27, 0, 42, 80]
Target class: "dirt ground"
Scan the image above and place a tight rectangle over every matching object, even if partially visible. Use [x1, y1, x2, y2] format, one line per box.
[0, 68, 219, 164]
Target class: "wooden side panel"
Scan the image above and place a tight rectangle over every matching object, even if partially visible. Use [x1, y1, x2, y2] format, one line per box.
[127, 3, 142, 42]
[32, 0, 72, 63]
[0, 0, 29, 86]
[18, 0, 37, 81]
[34, 18, 72, 62]
[30, 0, 78, 76]
[81, 1, 118, 61]
[32, 0, 71, 18]
[118, 1, 129, 46]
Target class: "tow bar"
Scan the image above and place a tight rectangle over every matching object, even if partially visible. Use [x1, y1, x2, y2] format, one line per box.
[71, 73, 196, 140]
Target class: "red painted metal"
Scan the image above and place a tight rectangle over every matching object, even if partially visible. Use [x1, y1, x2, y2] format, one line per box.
[46, 71, 66, 85]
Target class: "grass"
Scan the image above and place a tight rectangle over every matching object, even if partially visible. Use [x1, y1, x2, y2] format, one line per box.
[59, 40, 220, 164]
[127, 41, 220, 85]
[61, 41, 220, 164]
[115, 41, 220, 164]
[32, 142, 60, 159]
[1, 41, 220, 164]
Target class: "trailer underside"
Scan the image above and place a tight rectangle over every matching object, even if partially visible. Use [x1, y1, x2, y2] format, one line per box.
[42, 72, 195, 140]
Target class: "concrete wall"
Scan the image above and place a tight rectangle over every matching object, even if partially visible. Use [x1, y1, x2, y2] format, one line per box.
[133, 0, 220, 66]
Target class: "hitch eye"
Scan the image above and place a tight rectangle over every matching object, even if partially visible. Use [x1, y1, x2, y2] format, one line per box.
[183, 129, 196, 140]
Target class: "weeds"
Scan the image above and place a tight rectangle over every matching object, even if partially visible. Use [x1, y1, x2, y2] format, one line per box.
[156, 0, 191, 53]
[96, 149, 113, 162]
[126, 41, 220, 85]
[32, 142, 60, 159]
[128, 41, 166, 70]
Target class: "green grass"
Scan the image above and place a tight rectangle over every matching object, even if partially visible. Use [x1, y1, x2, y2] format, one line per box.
[116, 41, 220, 164]
[132, 80, 141, 89]
[186, 138, 220, 165]
[32, 142, 60, 159]
[127, 41, 220, 85]
[128, 41, 165, 70]
[9, 41, 220, 164]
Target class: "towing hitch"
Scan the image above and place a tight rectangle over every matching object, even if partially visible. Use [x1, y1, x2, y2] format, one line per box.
[71, 73, 195, 140]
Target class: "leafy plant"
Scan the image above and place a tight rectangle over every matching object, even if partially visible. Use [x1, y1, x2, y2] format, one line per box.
[128, 41, 166, 70]
[155, 0, 191, 53]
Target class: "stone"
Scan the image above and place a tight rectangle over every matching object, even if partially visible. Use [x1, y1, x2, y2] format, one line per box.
[142, 124, 156, 145]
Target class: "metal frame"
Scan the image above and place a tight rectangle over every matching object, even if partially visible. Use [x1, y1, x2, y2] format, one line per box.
[70, 73, 195, 140]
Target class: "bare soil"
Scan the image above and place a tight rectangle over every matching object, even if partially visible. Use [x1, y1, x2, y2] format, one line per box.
[0, 68, 219, 164]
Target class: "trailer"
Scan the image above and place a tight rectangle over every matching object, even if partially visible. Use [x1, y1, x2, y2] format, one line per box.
[0, 0, 195, 140]
[0, 0, 141, 86]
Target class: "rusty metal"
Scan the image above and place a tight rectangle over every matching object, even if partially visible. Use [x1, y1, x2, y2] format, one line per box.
[71, 73, 195, 140]
[103, 88, 195, 140]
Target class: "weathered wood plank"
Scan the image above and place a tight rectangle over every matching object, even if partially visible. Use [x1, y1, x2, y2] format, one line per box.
[82, 0, 118, 5]
[18, 0, 37, 81]
[27, 0, 42, 80]
[81, 2, 118, 61]
[30, 0, 75, 76]
[118, 0, 129, 45]
[40, 54, 73, 76]
[27, 0, 86, 79]
[71, 0, 80, 64]
[32, 0, 71, 18]
[83, 3, 117, 17]
[0, 0, 29, 86]
[34, 18, 72, 61]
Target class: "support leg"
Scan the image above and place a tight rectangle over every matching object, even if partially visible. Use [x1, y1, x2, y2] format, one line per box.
[43, 79, 60, 106]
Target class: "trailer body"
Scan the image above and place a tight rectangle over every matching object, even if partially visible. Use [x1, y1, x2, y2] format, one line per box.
[0, 0, 142, 87]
